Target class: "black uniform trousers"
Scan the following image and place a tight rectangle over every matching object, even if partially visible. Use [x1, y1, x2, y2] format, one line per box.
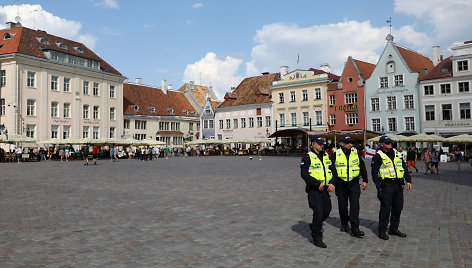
[377, 183, 404, 233]
[307, 188, 331, 242]
[335, 178, 361, 230]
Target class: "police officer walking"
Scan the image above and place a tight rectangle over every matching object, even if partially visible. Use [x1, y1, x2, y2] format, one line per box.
[372, 135, 412, 240]
[331, 135, 368, 238]
[300, 136, 336, 248]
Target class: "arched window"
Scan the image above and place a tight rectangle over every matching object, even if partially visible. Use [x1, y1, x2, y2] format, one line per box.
[387, 61, 395, 73]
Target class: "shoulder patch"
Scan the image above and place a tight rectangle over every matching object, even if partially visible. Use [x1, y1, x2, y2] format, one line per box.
[300, 161, 305, 166]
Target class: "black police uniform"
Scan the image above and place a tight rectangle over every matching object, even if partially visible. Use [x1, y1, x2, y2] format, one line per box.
[330, 148, 368, 234]
[300, 150, 336, 244]
[371, 148, 411, 236]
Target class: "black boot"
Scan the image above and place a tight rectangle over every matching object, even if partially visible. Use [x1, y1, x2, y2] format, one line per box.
[388, 228, 407, 237]
[351, 229, 365, 238]
[313, 240, 327, 248]
[340, 224, 348, 232]
[378, 232, 389, 240]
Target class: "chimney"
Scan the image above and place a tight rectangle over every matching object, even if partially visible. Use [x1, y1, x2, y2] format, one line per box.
[432, 46, 440, 66]
[261, 72, 270, 76]
[6, 21, 18, 29]
[135, 78, 142, 84]
[280, 66, 289, 77]
[440, 55, 443, 61]
[189, 81, 195, 91]
[161, 80, 167, 94]
[320, 63, 331, 73]
[168, 84, 173, 90]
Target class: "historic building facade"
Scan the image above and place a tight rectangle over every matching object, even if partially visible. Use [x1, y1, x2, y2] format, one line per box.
[365, 34, 434, 135]
[0, 22, 126, 141]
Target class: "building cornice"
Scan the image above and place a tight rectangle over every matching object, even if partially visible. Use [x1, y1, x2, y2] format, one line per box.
[270, 78, 331, 89]
[216, 102, 272, 112]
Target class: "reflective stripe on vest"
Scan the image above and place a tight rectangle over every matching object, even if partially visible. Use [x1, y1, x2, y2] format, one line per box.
[308, 151, 333, 185]
[377, 149, 404, 179]
[335, 148, 360, 181]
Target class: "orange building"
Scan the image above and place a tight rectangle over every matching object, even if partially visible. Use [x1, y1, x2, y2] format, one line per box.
[327, 57, 375, 132]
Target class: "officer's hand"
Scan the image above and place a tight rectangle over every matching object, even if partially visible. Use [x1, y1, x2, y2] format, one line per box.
[327, 183, 335, 192]
[406, 182, 412, 191]
[318, 184, 324, 191]
[361, 182, 368, 190]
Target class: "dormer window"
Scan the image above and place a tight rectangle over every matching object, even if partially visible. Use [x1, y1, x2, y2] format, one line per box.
[3, 32, 15, 40]
[183, 110, 189, 115]
[387, 61, 395, 73]
[191, 111, 197, 116]
[148, 106, 156, 113]
[0, 44, 4, 49]
[347, 76, 353, 82]
[73, 47, 84, 54]
[56, 42, 68, 50]
[35, 37, 49, 44]
[167, 108, 174, 114]
[131, 105, 139, 112]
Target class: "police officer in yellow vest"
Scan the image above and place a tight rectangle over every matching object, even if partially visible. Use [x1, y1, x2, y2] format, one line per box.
[300, 136, 336, 248]
[372, 135, 412, 240]
[331, 135, 368, 238]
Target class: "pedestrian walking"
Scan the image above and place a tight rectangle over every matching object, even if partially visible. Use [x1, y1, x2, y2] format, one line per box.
[92, 145, 99, 165]
[422, 148, 432, 174]
[430, 148, 439, 175]
[65, 148, 70, 161]
[406, 147, 418, 173]
[300, 136, 336, 248]
[372, 135, 412, 240]
[454, 147, 463, 172]
[82, 145, 89, 166]
[399, 147, 407, 162]
[331, 136, 368, 238]
[16, 146, 22, 163]
[59, 148, 64, 162]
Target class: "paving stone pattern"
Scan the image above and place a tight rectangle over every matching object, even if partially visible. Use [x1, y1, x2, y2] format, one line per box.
[0, 157, 471, 267]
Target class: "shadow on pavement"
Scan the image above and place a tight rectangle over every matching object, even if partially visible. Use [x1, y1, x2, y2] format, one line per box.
[291, 221, 312, 242]
[324, 216, 379, 235]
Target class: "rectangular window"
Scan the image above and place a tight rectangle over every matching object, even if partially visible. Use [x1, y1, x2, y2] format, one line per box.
[209, 120, 214, 129]
[279, 113, 285, 127]
[344, 93, 357, 104]
[314, 88, 321, 100]
[124, 119, 130, 129]
[51, 101, 59, 118]
[291, 112, 297, 126]
[241, 118, 246, 128]
[233, 118, 238, 129]
[158, 122, 169, 130]
[93, 82, 100, 96]
[394, 75, 403, 86]
[0, 98, 4, 116]
[93, 106, 100, 120]
[51, 76, 58, 91]
[257, 116, 263, 127]
[387, 96, 396, 110]
[388, 117, 397, 132]
[458, 81, 470, 93]
[51, 125, 59, 139]
[302, 89, 308, 101]
[329, 114, 336, 125]
[0, 70, 5, 86]
[442, 104, 452, 120]
[63, 77, 70, 92]
[440, 84, 451, 94]
[82, 126, 89, 138]
[380, 77, 388, 88]
[93, 126, 99, 139]
[458, 60, 469, 71]
[170, 122, 180, 131]
[83, 81, 89, 95]
[26, 99, 36, 116]
[404, 95, 414, 109]
[278, 92, 284, 103]
[63, 103, 71, 118]
[290, 91, 296, 102]
[109, 127, 116, 138]
[110, 107, 116, 121]
[329, 95, 335, 106]
[26, 124, 35, 138]
[27, 71, 36, 88]
[219, 120, 223, 129]
[345, 113, 358, 125]
[315, 111, 322, 125]
[226, 119, 231, 129]
[303, 111, 309, 126]
[189, 123, 193, 132]
[425, 105, 435, 121]
[62, 125, 70, 139]
[110, 85, 115, 98]
[372, 118, 381, 132]
[217, 134, 222, 140]
[371, 98, 380, 111]
[135, 120, 147, 129]
[249, 117, 254, 128]
[203, 120, 209, 129]
[424, 85, 434, 95]
[405, 117, 415, 131]
[265, 116, 271, 127]
[83, 105, 89, 119]
[460, 103, 471, 119]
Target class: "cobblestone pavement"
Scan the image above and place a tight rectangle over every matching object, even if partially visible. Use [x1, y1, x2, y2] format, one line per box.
[0, 156, 471, 267]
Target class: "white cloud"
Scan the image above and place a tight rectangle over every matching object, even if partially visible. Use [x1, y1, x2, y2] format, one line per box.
[102, 26, 120, 36]
[93, 0, 119, 9]
[183, 52, 243, 99]
[0, 4, 98, 49]
[192, 3, 203, 8]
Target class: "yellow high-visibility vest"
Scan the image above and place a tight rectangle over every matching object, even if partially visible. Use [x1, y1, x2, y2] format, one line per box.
[308, 151, 333, 185]
[377, 149, 405, 179]
[335, 148, 360, 181]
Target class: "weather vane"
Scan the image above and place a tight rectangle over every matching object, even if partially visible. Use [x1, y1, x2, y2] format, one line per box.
[386, 17, 392, 35]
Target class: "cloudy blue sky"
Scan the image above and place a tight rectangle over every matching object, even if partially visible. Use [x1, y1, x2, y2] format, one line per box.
[1, 0, 471, 98]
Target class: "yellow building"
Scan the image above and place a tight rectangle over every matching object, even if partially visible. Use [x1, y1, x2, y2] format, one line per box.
[270, 66, 339, 149]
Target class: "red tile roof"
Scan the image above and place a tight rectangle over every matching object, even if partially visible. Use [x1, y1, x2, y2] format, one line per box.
[422, 57, 452, 81]
[395, 45, 434, 80]
[352, 58, 375, 79]
[176, 83, 217, 107]
[210, 100, 222, 111]
[218, 73, 280, 108]
[308, 68, 340, 81]
[123, 83, 198, 117]
[0, 26, 121, 75]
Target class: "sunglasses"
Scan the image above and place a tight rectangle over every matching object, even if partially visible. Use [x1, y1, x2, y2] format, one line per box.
[384, 141, 392, 145]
